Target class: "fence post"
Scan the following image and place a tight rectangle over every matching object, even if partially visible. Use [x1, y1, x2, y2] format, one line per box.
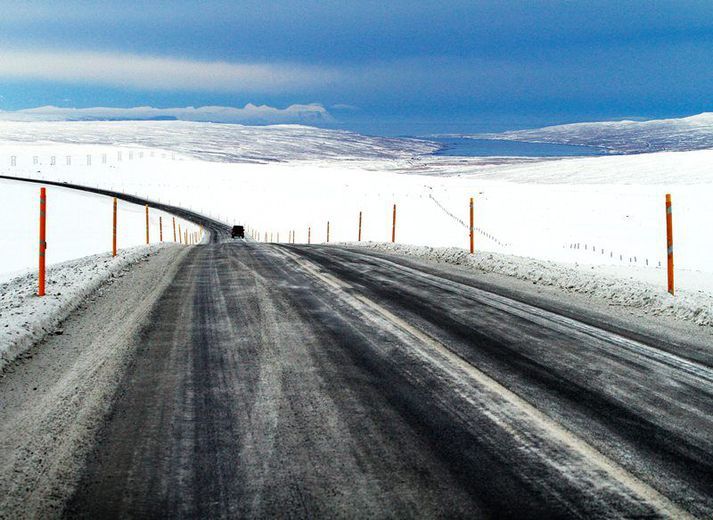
[38, 188, 47, 297]
[469, 197, 474, 254]
[358, 211, 362, 241]
[113, 197, 117, 257]
[327, 221, 330, 243]
[145, 205, 150, 244]
[665, 193, 674, 295]
[392, 204, 397, 243]
[179, 223, 182, 244]
[308, 227, 311, 244]
[160, 216, 163, 242]
[173, 217, 176, 242]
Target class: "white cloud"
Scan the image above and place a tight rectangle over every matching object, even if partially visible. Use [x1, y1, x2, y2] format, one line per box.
[0, 104, 334, 124]
[0, 48, 343, 93]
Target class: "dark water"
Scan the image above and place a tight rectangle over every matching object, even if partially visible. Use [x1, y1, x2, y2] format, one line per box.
[430, 137, 607, 157]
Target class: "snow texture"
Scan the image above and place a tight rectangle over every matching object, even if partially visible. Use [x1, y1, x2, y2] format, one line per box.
[348, 242, 713, 328]
[0, 245, 174, 372]
[0, 120, 438, 163]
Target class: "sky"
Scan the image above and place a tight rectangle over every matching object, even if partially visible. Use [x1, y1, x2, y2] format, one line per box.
[0, 0, 711, 135]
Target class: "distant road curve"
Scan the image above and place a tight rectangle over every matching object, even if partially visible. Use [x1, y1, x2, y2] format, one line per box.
[0, 173, 230, 242]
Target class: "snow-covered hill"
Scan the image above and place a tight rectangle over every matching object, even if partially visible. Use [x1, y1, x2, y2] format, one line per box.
[474, 113, 713, 154]
[0, 121, 438, 164]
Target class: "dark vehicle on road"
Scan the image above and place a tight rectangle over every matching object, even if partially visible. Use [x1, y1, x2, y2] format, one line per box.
[231, 225, 245, 239]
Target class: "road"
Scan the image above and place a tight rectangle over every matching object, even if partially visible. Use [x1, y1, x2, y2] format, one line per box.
[61, 239, 712, 518]
[0, 176, 711, 518]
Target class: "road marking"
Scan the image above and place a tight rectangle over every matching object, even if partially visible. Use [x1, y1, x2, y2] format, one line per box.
[335, 248, 713, 387]
[276, 245, 696, 519]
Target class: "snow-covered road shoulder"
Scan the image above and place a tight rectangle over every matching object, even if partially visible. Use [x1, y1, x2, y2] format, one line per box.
[0, 244, 179, 372]
[345, 242, 713, 328]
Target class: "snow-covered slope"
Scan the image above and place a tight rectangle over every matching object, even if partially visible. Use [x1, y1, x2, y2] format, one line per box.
[475, 113, 713, 154]
[0, 120, 438, 163]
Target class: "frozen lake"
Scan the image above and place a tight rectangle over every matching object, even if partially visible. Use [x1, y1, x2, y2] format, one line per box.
[429, 137, 608, 157]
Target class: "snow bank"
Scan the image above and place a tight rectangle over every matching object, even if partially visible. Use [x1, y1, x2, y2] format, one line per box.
[0, 245, 176, 372]
[347, 242, 713, 328]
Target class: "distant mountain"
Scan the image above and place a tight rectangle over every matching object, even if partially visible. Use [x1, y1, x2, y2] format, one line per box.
[474, 113, 713, 154]
[0, 120, 438, 163]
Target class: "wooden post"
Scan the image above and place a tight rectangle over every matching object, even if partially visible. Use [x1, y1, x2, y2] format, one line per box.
[178, 223, 182, 244]
[112, 197, 117, 257]
[145, 204, 149, 244]
[327, 221, 330, 243]
[308, 227, 311, 244]
[666, 193, 674, 295]
[358, 211, 362, 241]
[159, 216, 163, 242]
[173, 217, 177, 242]
[391, 204, 397, 243]
[469, 197, 474, 254]
[38, 187, 47, 297]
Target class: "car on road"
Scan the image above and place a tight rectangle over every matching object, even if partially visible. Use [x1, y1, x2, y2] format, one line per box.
[231, 225, 245, 239]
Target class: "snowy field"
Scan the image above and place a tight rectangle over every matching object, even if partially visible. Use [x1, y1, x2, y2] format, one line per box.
[0, 119, 711, 322]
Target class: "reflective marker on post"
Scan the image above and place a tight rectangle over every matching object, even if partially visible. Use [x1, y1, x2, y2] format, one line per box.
[113, 197, 117, 257]
[665, 193, 674, 295]
[469, 197, 474, 254]
[358, 211, 362, 241]
[38, 187, 47, 297]
[391, 204, 397, 243]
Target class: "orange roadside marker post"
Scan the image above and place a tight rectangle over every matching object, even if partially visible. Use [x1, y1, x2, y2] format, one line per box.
[469, 197, 474, 254]
[38, 187, 47, 297]
[159, 216, 163, 242]
[666, 193, 674, 295]
[172, 217, 177, 242]
[391, 204, 397, 243]
[112, 197, 118, 257]
[178, 223, 182, 244]
[145, 204, 150, 244]
[358, 211, 362, 241]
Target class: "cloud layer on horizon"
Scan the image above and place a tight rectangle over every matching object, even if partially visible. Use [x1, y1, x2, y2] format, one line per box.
[0, 104, 333, 124]
[0, 48, 342, 93]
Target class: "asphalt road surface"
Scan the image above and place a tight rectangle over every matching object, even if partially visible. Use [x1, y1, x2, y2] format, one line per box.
[62, 239, 712, 519]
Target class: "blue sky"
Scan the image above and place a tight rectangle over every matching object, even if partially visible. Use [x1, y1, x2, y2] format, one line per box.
[0, 0, 711, 135]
